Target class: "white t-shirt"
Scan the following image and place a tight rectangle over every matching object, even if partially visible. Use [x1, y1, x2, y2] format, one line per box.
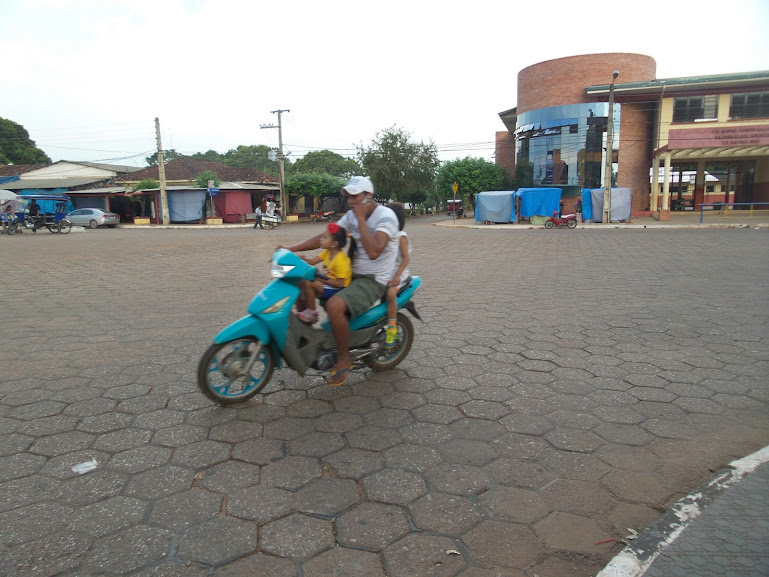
[337, 205, 399, 285]
[392, 230, 411, 287]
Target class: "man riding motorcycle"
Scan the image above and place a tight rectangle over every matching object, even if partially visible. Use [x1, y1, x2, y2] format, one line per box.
[280, 176, 398, 386]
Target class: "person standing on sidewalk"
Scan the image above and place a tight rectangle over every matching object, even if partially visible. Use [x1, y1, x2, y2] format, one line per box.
[253, 206, 263, 229]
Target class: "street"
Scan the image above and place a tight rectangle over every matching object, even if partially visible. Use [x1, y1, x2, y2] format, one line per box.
[1, 217, 767, 577]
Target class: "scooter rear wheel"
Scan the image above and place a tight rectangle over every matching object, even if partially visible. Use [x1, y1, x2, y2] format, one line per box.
[567, 219, 577, 229]
[197, 338, 275, 405]
[365, 312, 414, 371]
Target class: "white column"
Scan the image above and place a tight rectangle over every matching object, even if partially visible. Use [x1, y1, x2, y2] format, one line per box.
[662, 153, 672, 211]
[651, 156, 660, 212]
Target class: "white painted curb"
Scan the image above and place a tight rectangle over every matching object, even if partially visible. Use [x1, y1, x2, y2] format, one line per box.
[595, 444, 769, 577]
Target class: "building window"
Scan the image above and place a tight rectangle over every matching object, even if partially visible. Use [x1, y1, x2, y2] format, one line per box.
[730, 92, 769, 119]
[515, 102, 618, 189]
[673, 95, 717, 123]
[706, 185, 715, 193]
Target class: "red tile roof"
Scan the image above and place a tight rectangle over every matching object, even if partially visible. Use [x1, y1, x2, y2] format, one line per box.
[0, 164, 46, 177]
[117, 157, 278, 183]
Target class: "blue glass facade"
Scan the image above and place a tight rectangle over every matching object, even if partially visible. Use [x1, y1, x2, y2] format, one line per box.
[515, 102, 620, 192]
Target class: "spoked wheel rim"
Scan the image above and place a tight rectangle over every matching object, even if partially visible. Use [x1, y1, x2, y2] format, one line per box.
[197, 339, 275, 405]
[365, 313, 414, 371]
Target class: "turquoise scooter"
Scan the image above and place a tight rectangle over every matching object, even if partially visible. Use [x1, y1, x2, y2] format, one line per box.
[197, 249, 422, 405]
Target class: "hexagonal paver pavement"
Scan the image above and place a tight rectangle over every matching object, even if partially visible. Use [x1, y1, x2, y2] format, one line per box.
[335, 502, 410, 550]
[1, 223, 767, 576]
[260, 513, 334, 559]
[177, 517, 257, 565]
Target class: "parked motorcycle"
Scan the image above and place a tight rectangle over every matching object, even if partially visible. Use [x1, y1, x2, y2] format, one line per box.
[1, 212, 19, 235]
[309, 210, 336, 222]
[197, 248, 422, 405]
[544, 210, 577, 229]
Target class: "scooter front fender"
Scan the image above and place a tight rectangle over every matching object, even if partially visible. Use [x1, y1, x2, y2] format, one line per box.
[214, 315, 269, 344]
[212, 315, 282, 368]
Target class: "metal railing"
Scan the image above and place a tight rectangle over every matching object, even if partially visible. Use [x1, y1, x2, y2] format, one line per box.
[700, 202, 769, 223]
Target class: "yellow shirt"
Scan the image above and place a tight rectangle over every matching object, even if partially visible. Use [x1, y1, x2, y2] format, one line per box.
[318, 249, 352, 287]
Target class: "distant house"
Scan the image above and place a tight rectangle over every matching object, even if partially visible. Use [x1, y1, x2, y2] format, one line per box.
[1, 161, 142, 216]
[117, 158, 280, 223]
[0, 164, 45, 184]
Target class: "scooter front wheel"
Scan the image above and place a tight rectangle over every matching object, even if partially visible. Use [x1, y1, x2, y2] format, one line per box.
[365, 313, 414, 371]
[544, 220, 555, 229]
[197, 338, 275, 405]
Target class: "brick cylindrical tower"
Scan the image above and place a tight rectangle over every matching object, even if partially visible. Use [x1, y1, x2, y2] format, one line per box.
[516, 53, 657, 213]
[517, 53, 656, 114]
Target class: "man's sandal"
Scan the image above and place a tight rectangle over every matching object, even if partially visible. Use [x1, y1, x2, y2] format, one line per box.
[326, 366, 351, 387]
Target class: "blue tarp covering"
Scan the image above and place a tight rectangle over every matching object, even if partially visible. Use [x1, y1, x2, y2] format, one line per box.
[581, 189, 593, 221]
[584, 187, 632, 222]
[0, 175, 20, 184]
[475, 191, 516, 223]
[18, 192, 74, 215]
[168, 190, 207, 222]
[515, 188, 561, 218]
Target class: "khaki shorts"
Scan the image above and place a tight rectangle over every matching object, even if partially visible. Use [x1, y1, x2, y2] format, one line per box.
[334, 274, 386, 318]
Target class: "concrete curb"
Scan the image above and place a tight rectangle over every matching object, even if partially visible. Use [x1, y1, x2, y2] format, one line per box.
[596, 444, 769, 577]
[433, 221, 769, 230]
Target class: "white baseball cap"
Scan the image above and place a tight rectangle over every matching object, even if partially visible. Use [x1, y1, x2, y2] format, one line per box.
[341, 176, 374, 196]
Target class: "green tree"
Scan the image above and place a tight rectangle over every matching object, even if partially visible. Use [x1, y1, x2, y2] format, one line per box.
[133, 178, 159, 191]
[190, 149, 224, 162]
[358, 126, 439, 203]
[436, 156, 507, 209]
[145, 148, 183, 167]
[0, 117, 51, 164]
[195, 170, 220, 189]
[221, 144, 283, 175]
[287, 150, 361, 178]
[285, 172, 346, 211]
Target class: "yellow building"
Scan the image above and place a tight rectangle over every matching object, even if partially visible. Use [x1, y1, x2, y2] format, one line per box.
[588, 70, 769, 218]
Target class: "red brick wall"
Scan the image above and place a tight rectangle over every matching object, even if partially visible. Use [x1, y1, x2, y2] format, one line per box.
[495, 132, 516, 179]
[617, 102, 654, 212]
[517, 53, 656, 114]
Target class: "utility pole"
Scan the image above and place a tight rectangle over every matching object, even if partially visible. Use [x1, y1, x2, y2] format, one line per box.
[155, 117, 169, 225]
[260, 109, 290, 222]
[603, 70, 619, 225]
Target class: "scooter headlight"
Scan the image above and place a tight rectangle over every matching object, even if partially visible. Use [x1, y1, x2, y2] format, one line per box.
[262, 296, 290, 314]
[270, 263, 295, 278]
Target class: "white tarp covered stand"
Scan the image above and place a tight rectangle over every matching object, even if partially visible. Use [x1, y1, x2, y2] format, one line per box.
[475, 191, 517, 223]
[588, 187, 631, 222]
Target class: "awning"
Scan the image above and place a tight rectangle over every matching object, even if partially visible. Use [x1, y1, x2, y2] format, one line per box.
[655, 144, 769, 160]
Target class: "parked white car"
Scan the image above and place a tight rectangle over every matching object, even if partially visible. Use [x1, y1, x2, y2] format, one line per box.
[66, 208, 120, 229]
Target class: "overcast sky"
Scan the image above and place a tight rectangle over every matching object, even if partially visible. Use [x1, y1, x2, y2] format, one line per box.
[2, 0, 768, 167]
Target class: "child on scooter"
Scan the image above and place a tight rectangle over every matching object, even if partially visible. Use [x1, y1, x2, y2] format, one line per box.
[296, 222, 352, 324]
[384, 203, 410, 348]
